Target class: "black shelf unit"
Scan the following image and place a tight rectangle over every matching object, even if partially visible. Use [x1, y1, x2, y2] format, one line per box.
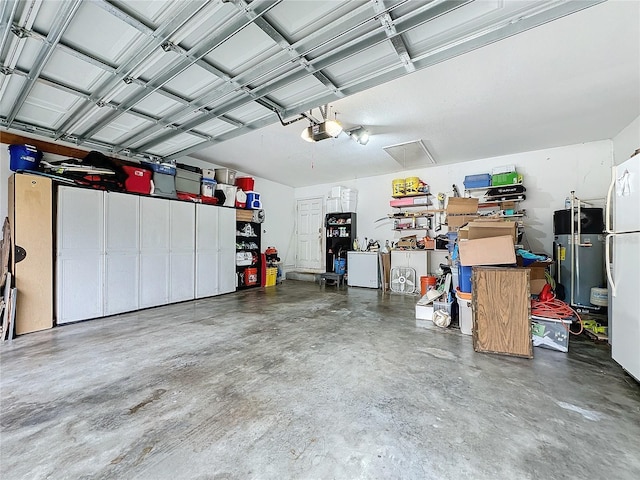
[325, 212, 356, 273]
[236, 220, 261, 290]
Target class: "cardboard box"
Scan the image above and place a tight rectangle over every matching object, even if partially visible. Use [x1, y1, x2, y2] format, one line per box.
[448, 214, 479, 228]
[458, 235, 516, 266]
[467, 220, 517, 242]
[458, 226, 469, 240]
[446, 197, 478, 215]
[516, 258, 553, 295]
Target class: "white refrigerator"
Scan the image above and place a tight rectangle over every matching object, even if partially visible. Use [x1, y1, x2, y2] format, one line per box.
[606, 152, 640, 381]
[347, 251, 380, 288]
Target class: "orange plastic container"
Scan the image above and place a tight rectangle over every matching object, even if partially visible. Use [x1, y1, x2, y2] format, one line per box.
[245, 267, 258, 286]
[420, 276, 437, 295]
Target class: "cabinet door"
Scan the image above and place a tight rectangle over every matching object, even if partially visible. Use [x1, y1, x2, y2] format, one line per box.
[195, 204, 219, 298]
[139, 196, 170, 308]
[218, 207, 237, 294]
[57, 187, 104, 323]
[104, 192, 139, 315]
[169, 201, 195, 302]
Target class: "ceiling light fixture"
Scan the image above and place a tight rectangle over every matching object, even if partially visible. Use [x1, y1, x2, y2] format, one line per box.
[346, 126, 370, 145]
[300, 104, 342, 142]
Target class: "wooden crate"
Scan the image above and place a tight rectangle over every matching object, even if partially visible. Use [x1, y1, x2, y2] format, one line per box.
[472, 267, 532, 358]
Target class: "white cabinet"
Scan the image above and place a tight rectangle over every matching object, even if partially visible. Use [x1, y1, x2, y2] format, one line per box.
[169, 201, 195, 302]
[391, 250, 429, 293]
[218, 207, 236, 294]
[140, 196, 170, 308]
[195, 204, 220, 298]
[104, 192, 139, 315]
[57, 187, 104, 324]
[194, 204, 236, 297]
[56, 188, 235, 323]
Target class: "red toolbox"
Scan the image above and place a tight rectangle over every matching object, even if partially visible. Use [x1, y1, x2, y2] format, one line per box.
[122, 165, 152, 194]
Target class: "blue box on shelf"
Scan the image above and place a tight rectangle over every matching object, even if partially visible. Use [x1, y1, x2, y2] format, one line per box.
[463, 173, 491, 189]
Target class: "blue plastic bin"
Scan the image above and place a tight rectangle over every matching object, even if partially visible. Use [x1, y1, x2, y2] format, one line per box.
[463, 173, 491, 189]
[334, 258, 346, 275]
[458, 264, 473, 293]
[9, 144, 42, 171]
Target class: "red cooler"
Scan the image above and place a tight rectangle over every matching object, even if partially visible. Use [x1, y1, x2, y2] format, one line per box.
[122, 165, 152, 194]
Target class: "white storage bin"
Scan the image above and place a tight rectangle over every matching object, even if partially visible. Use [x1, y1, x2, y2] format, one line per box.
[341, 188, 357, 212]
[331, 185, 346, 198]
[327, 197, 342, 213]
[456, 290, 472, 335]
[215, 184, 237, 207]
[202, 168, 216, 180]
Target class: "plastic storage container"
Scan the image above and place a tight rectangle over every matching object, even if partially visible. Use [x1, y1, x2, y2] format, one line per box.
[246, 191, 262, 209]
[327, 197, 342, 213]
[9, 144, 43, 171]
[201, 178, 217, 197]
[176, 165, 202, 194]
[456, 288, 472, 335]
[215, 168, 236, 185]
[236, 176, 255, 192]
[151, 173, 177, 198]
[202, 168, 216, 180]
[458, 264, 473, 293]
[122, 165, 152, 194]
[215, 183, 237, 207]
[341, 188, 358, 212]
[265, 267, 277, 287]
[463, 173, 491, 189]
[531, 317, 571, 352]
[244, 267, 258, 286]
[141, 161, 176, 175]
[492, 171, 520, 186]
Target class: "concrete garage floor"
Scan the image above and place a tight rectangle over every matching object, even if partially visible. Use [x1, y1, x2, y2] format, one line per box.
[1, 280, 639, 480]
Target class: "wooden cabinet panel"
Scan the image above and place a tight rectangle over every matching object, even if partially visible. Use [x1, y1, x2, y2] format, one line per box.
[472, 267, 532, 358]
[8, 174, 53, 334]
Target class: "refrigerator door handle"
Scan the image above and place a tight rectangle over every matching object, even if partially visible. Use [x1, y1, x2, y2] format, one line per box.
[605, 165, 616, 234]
[605, 232, 617, 297]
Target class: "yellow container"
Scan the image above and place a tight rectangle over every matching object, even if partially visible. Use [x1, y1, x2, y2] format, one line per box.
[405, 176, 420, 194]
[265, 267, 278, 287]
[392, 178, 405, 197]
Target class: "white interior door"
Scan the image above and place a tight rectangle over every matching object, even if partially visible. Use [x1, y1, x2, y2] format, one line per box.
[104, 192, 139, 315]
[296, 197, 323, 271]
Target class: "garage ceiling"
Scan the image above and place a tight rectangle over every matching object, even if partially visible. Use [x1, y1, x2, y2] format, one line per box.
[1, 0, 638, 187]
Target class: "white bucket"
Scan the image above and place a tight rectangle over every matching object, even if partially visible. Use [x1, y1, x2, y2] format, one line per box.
[455, 290, 473, 335]
[590, 287, 608, 307]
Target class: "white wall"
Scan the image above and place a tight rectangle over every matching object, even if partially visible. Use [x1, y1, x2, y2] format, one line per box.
[612, 115, 640, 165]
[295, 140, 614, 256]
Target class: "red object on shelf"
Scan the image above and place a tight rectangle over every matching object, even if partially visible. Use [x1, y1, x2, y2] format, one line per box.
[122, 165, 152, 194]
[236, 176, 255, 191]
[245, 267, 258, 286]
[200, 196, 218, 205]
[177, 192, 200, 202]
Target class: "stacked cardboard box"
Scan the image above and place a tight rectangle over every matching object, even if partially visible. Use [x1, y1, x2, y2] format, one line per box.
[446, 197, 478, 229]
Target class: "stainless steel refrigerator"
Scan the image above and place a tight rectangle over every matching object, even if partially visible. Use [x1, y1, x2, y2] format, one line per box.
[606, 151, 640, 382]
